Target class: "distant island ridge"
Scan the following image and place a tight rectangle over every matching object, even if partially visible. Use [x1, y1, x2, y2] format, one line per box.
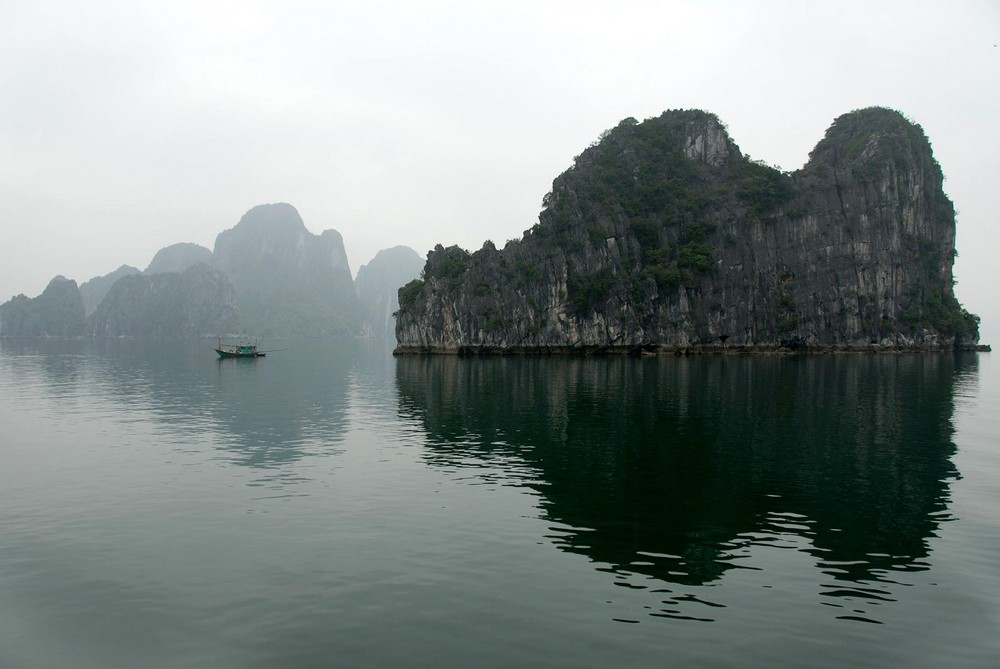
[394, 107, 986, 354]
[0, 204, 423, 340]
[0, 107, 987, 352]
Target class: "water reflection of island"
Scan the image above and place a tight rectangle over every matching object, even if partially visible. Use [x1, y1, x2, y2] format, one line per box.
[206, 342, 353, 470]
[396, 353, 975, 620]
[16, 338, 356, 472]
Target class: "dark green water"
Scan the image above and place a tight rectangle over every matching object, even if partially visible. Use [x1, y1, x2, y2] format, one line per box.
[1, 339, 997, 668]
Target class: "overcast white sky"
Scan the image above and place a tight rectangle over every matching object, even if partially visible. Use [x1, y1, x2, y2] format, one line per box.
[2, 0, 998, 342]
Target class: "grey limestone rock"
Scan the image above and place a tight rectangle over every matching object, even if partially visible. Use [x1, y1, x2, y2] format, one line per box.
[213, 203, 360, 336]
[87, 263, 240, 338]
[145, 243, 213, 275]
[355, 245, 423, 339]
[79, 265, 141, 316]
[396, 108, 981, 354]
[0, 276, 86, 337]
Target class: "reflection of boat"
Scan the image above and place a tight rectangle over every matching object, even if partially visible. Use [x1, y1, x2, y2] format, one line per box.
[215, 338, 266, 359]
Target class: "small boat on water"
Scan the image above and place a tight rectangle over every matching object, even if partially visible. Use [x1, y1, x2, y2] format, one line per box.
[215, 337, 266, 359]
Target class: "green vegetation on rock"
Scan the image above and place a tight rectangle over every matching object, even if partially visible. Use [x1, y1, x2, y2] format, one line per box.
[397, 106, 982, 353]
[0, 276, 85, 337]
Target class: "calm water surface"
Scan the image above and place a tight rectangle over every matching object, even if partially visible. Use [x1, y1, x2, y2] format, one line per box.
[1, 339, 997, 668]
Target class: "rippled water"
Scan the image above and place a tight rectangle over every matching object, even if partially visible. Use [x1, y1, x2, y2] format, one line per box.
[1, 339, 997, 668]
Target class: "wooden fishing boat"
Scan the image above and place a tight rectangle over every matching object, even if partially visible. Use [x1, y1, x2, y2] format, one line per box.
[215, 337, 266, 358]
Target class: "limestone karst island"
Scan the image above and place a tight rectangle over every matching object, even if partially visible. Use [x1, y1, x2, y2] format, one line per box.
[394, 107, 984, 354]
[0, 107, 986, 354]
[0, 204, 424, 341]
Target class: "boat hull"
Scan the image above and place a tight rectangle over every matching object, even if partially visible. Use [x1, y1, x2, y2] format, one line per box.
[215, 348, 266, 359]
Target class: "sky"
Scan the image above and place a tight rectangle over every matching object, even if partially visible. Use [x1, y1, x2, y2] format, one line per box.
[2, 0, 998, 342]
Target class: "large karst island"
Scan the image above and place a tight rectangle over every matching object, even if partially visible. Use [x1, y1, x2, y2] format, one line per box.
[395, 107, 983, 354]
[0, 107, 985, 351]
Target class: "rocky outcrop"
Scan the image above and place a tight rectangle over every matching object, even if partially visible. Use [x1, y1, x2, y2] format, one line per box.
[79, 265, 141, 316]
[0, 276, 86, 337]
[87, 263, 240, 338]
[396, 108, 981, 354]
[355, 246, 424, 339]
[213, 203, 360, 336]
[145, 243, 213, 275]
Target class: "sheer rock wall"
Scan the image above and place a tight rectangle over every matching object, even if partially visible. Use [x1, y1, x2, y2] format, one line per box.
[396, 108, 980, 354]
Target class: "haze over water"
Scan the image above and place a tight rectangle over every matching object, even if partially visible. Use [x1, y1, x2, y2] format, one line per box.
[1, 339, 998, 668]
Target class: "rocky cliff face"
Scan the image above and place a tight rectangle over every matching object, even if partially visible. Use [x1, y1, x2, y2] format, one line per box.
[79, 265, 141, 316]
[213, 203, 360, 336]
[0, 276, 86, 337]
[87, 263, 240, 338]
[355, 246, 423, 339]
[145, 243, 213, 275]
[396, 108, 980, 353]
